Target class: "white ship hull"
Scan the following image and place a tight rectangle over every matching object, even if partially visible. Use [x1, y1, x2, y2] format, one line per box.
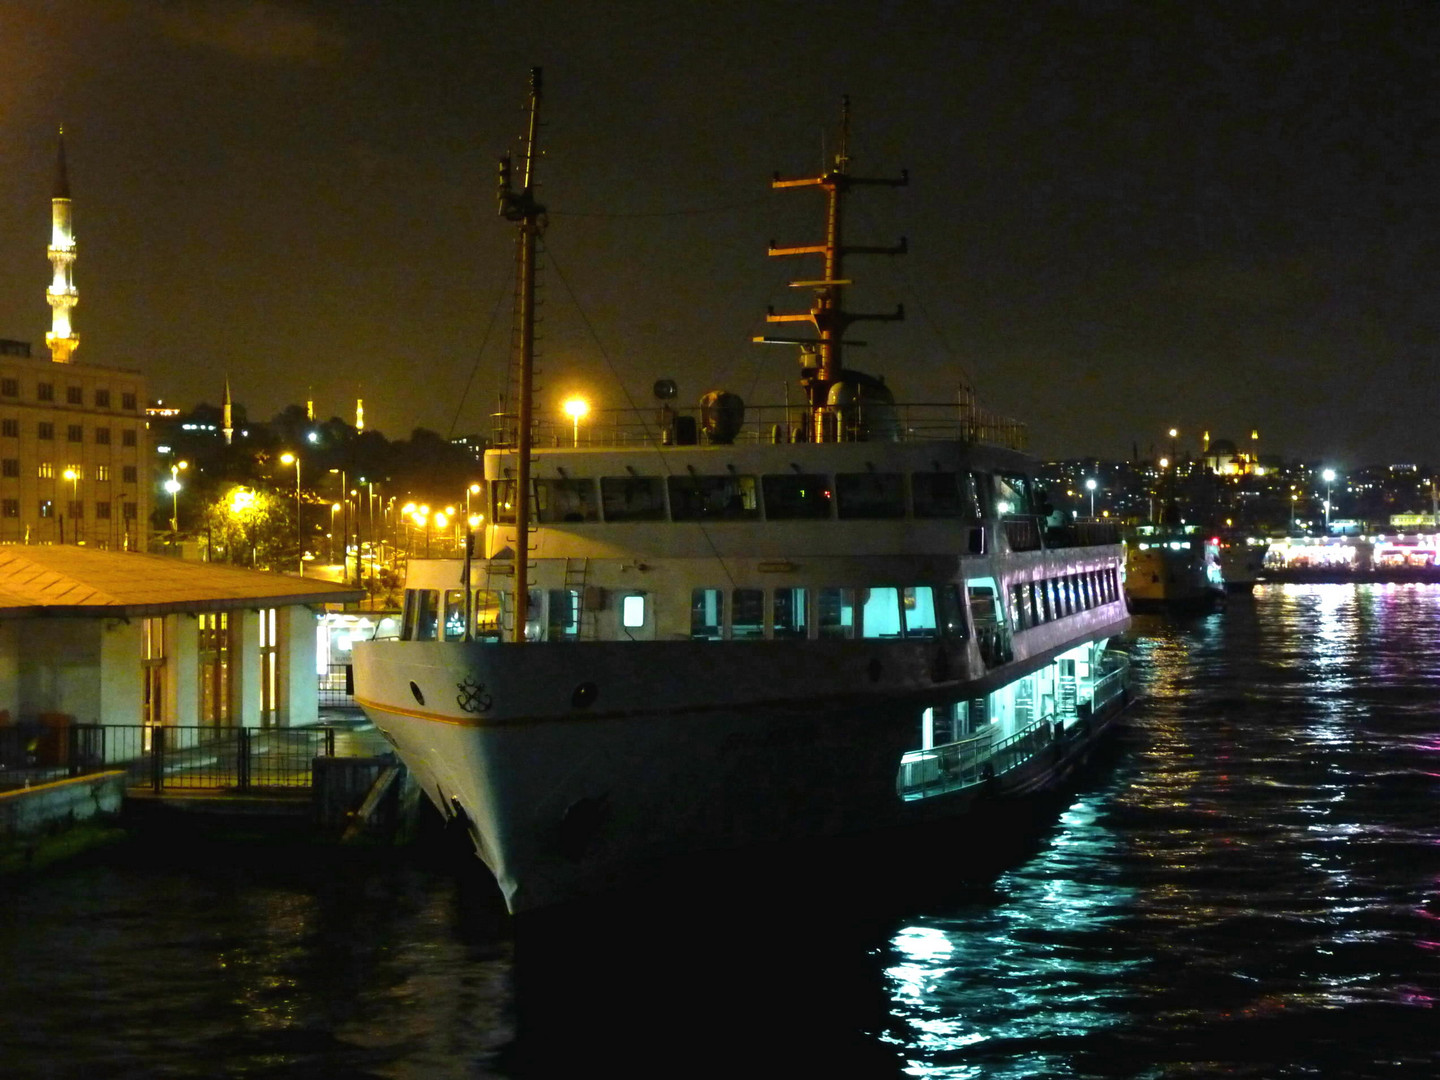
[355, 621, 1131, 912]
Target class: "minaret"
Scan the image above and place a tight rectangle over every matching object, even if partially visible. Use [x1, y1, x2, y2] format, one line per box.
[223, 378, 234, 446]
[355, 398, 364, 432]
[45, 126, 79, 364]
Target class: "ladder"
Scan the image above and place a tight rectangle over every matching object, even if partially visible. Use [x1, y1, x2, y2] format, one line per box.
[563, 557, 591, 639]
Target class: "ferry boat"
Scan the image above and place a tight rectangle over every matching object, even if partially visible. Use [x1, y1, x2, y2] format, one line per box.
[1124, 524, 1225, 610]
[352, 74, 1134, 914]
[1218, 533, 1269, 593]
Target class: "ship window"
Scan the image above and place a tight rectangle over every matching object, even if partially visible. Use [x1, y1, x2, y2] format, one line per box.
[994, 473, 1032, 516]
[836, 473, 905, 519]
[621, 594, 646, 628]
[731, 589, 765, 639]
[818, 587, 855, 639]
[493, 480, 518, 524]
[772, 587, 808, 639]
[861, 587, 902, 638]
[548, 589, 580, 640]
[524, 589, 543, 642]
[601, 476, 666, 521]
[1029, 582, 1042, 625]
[535, 479, 599, 523]
[691, 588, 724, 640]
[669, 475, 759, 521]
[938, 584, 967, 638]
[1010, 584, 1029, 630]
[1037, 579, 1052, 622]
[473, 590, 505, 640]
[413, 590, 441, 642]
[443, 590, 466, 641]
[902, 586, 938, 638]
[761, 474, 831, 519]
[912, 472, 963, 519]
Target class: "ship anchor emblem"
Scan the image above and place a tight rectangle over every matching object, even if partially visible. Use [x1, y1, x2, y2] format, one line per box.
[456, 676, 493, 714]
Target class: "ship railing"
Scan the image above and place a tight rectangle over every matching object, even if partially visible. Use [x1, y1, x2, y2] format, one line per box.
[491, 402, 1028, 452]
[0, 723, 337, 793]
[1089, 651, 1131, 713]
[897, 727, 996, 800]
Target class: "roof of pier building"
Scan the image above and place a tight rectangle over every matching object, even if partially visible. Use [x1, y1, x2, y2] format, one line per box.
[0, 546, 362, 618]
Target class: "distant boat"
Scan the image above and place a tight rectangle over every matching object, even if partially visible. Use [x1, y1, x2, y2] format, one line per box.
[353, 75, 1135, 914]
[1124, 525, 1225, 611]
[1218, 533, 1269, 593]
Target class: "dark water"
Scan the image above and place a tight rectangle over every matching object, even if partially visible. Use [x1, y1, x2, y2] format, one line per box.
[3, 583, 1439, 1078]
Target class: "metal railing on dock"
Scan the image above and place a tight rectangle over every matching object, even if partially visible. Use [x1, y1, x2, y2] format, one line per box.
[0, 724, 336, 793]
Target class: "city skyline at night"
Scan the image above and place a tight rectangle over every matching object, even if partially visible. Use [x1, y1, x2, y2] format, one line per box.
[0, 2, 1434, 467]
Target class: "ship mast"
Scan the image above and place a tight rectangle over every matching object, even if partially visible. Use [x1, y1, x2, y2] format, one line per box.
[756, 98, 907, 442]
[499, 68, 545, 643]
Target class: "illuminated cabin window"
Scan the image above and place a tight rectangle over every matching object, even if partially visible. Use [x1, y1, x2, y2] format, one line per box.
[601, 476, 666, 521]
[731, 588, 764, 639]
[772, 587, 808, 638]
[621, 594, 646, 628]
[443, 590, 467, 641]
[818, 587, 855, 639]
[473, 590, 505, 640]
[861, 587, 902, 638]
[690, 588, 724, 640]
[548, 589, 580, 640]
[903, 586, 938, 637]
[994, 473, 1032, 515]
[836, 473, 905, 519]
[668, 474, 759, 522]
[761, 474, 831, 519]
[404, 590, 441, 642]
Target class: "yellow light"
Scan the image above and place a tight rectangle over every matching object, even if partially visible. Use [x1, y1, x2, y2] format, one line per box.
[331, 502, 341, 512]
[563, 397, 589, 421]
[176, 460, 189, 471]
[280, 452, 295, 465]
[434, 513, 448, 529]
[1159, 457, 1169, 469]
[468, 514, 482, 529]
[230, 488, 255, 514]
[62, 468, 76, 481]
[401, 501, 416, 515]
[469, 483, 481, 494]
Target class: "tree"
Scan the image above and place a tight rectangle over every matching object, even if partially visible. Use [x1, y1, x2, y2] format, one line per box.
[200, 485, 297, 570]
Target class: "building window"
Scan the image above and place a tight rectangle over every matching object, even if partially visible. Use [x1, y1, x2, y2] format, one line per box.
[198, 613, 231, 725]
[37, 382, 54, 402]
[37, 422, 53, 440]
[95, 501, 111, 519]
[121, 392, 137, 411]
[39, 499, 53, 518]
[122, 429, 137, 447]
[1, 459, 16, 478]
[66, 386, 83, 405]
[142, 617, 166, 728]
[0, 419, 15, 438]
[0, 498, 17, 517]
[67, 424, 84, 443]
[95, 427, 110, 445]
[122, 465, 137, 483]
[259, 609, 279, 727]
[123, 501, 137, 519]
[94, 388, 110, 408]
[0, 378, 16, 397]
[38, 462, 53, 479]
[96, 464, 109, 481]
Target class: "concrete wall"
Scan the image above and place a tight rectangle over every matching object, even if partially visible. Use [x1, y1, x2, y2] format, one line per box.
[0, 770, 126, 843]
[14, 618, 102, 723]
[99, 617, 143, 725]
[281, 605, 320, 727]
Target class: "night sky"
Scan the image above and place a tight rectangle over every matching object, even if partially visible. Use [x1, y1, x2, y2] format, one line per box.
[0, 2, 1435, 467]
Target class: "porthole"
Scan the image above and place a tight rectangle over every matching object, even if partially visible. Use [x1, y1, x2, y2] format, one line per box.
[572, 681, 598, 709]
[410, 681, 425, 706]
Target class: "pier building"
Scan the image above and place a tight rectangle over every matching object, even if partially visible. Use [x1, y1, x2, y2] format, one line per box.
[0, 546, 361, 730]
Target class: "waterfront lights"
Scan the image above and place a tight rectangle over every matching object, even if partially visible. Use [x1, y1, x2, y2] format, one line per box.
[1323, 468, 1336, 533]
[563, 396, 589, 447]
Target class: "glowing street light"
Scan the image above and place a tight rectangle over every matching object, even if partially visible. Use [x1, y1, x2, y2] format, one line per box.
[1322, 468, 1336, 533]
[280, 452, 302, 574]
[165, 460, 189, 544]
[1085, 477, 1097, 519]
[563, 396, 589, 447]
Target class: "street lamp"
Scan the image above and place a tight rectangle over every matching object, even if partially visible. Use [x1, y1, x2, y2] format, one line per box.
[563, 396, 589, 447]
[280, 452, 302, 574]
[1290, 492, 1299, 533]
[1085, 477, 1097, 519]
[1322, 468, 1336, 533]
[330, 502, 341, 561]
[166, 460, 188, 545]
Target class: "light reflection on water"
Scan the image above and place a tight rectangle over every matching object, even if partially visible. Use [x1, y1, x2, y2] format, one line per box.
[883, 585, 1440, 1078]
[3, 584, 1440, 1076]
